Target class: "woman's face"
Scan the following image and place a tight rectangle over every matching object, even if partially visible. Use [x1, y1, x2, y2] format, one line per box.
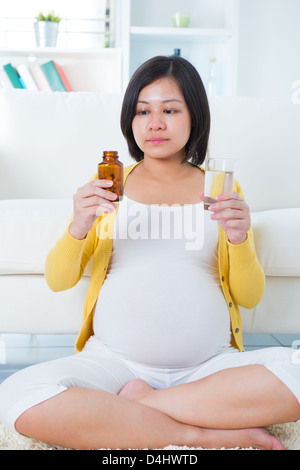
[132, 77, 192, 162]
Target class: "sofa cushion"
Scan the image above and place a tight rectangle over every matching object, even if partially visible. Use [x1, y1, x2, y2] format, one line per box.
[0, 199, 92, 276]
[0, 89, 132, 199]
[209, 96, 300, 212]
[251, 208, 300, 276]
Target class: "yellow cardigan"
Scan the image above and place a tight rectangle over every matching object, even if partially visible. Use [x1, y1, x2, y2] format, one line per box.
[45, 163, 265, 353]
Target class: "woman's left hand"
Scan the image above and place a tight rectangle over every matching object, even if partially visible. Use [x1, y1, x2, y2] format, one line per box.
[208, 192, 251, 245]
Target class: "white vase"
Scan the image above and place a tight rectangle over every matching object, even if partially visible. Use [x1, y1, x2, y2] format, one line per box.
[34, 21, 59, 47]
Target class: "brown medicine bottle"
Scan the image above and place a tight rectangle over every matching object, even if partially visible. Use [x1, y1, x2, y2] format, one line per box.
[98, 151, 123, 201]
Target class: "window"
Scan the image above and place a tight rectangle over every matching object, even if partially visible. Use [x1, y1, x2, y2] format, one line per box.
[0, 0, 114, 49]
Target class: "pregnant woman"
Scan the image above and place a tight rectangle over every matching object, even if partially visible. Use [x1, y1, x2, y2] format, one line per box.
[0, 55, 299, 450]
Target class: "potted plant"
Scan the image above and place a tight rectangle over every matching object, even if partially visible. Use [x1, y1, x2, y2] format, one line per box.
[34, 11, 62, 47]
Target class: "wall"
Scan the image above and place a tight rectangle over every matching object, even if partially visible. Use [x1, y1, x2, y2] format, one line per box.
[129, 0, 237, 95]
[130, 0, 228, 28]
[238, 0, 300, 101]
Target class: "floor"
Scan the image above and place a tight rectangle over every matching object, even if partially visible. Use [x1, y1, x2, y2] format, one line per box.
[1, 333, 300, 384]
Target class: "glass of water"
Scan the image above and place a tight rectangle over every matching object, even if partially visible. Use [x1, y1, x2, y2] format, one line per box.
[204, 158, 235, 210]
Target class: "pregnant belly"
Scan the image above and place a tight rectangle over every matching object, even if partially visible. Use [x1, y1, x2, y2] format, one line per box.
[93, 267, 232, 367]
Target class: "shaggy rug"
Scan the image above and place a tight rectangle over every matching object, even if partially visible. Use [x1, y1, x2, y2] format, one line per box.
[1, 420, 300, 450]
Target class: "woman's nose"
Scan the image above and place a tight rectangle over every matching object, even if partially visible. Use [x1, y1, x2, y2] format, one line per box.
[147, 116, 167, 131]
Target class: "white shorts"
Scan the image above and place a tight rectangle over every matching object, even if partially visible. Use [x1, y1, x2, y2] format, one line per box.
[1, 336, 300, 433]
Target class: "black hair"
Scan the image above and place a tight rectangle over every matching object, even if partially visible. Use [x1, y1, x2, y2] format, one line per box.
[120, 55, 210, 166]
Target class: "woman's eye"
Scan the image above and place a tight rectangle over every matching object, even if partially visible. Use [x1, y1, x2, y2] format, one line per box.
[136, 110, 148, 115]
[164, 109, 176, 114]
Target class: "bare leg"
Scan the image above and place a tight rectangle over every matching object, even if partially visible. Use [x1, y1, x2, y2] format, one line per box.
[15, 386, 283, 450]
[16, 387, 194, 450]
[119, 366, 300, 430]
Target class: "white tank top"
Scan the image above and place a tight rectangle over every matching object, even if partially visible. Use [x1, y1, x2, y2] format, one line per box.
[93, 195, 231, 367]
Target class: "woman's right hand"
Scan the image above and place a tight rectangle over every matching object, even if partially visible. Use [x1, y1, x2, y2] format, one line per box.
[69, 179, 118, 240]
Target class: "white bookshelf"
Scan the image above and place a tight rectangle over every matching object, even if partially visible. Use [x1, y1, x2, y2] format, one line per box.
[130, 26, 232, 43]
[0, 47, 122, 93]
[0, 47, 121, 59]
[0, 0, 240, 95]
[127, 0, 240, 96]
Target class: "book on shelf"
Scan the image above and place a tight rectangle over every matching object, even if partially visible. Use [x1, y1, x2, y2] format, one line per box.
[3, 63, 24, 89]
[41, 60, 72, 92]
[16, 64, 39, 91]
[29, 65, 52, 91]
[2, 61, 72, 92]
[18, 76, 27, 89]
[52, 61, 72, 92]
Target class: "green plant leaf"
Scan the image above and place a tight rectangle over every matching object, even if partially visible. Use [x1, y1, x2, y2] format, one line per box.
[35, 10, 61, 22]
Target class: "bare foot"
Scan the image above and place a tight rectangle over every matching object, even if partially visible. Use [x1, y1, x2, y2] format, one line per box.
[118, 379, 284, 450]
[195, 427, 285, 450]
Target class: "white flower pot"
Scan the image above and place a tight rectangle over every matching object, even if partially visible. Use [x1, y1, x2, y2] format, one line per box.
[34, 21, 59, 47]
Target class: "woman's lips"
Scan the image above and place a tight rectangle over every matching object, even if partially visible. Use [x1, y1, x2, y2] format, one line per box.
[147, 138, 168, 144]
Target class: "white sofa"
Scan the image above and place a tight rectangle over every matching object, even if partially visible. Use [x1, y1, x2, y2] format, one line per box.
[0, 89, 300, 338]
